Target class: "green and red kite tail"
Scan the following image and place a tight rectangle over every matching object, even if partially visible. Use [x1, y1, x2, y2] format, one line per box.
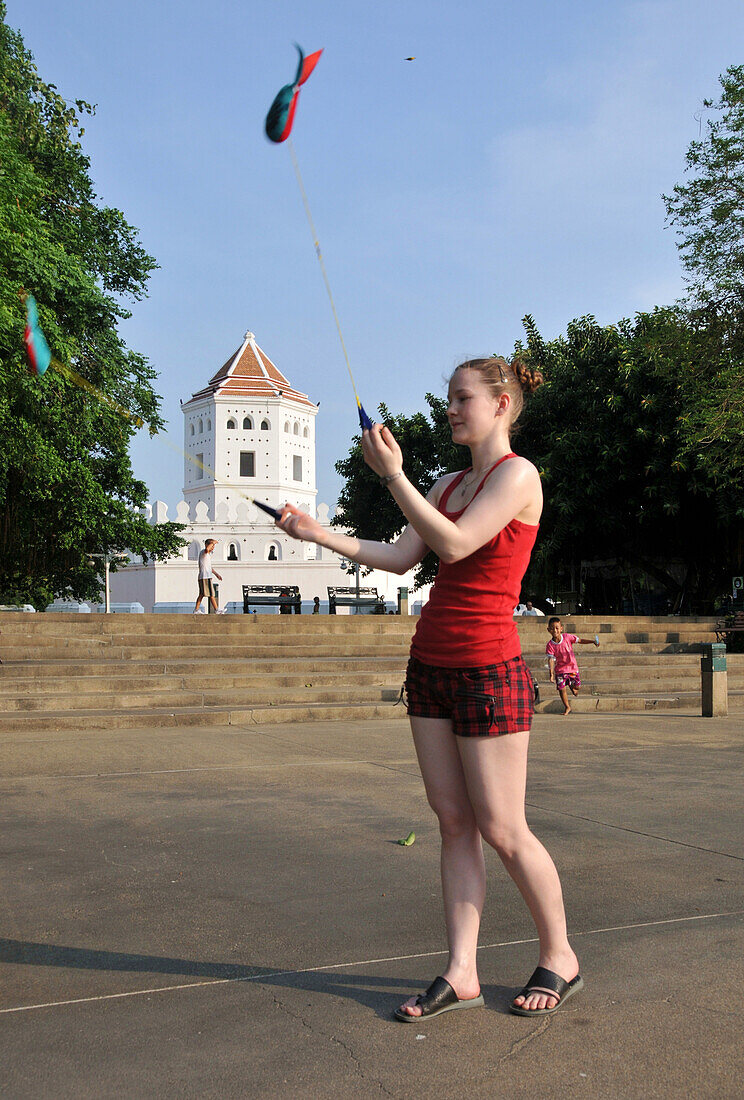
[23, 295, 52, 377]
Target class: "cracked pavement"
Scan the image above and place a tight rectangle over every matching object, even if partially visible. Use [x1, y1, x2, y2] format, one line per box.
[2, 711, 744, 1098]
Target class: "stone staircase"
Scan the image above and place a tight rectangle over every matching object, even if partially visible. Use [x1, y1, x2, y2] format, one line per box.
[0, 614, 739, 732]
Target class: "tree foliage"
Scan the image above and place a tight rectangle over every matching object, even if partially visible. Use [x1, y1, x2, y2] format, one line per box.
[516, 311, 744, 608]
[664, 65, 744, 311]
[0, 5, 184, 607]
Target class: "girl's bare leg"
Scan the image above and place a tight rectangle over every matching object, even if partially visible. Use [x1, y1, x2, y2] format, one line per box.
[457, 731, 579, 1012]
[558, 685, 571, 714]
[397, 716, 485, 1018]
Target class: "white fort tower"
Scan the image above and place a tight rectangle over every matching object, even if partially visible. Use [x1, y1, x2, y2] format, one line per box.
[182, 330, 318, 517]
[107, 327, 428, 613]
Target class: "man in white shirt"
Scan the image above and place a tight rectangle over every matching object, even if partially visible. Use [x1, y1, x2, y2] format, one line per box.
[521, 601, 544, 616]
[194, 538, 225, 614]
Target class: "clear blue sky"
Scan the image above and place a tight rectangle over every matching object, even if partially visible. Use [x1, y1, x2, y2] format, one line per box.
[7, 0, 744, 508]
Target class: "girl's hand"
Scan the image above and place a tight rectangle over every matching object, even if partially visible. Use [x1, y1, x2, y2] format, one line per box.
[361, 423, 403, 479]
[277, 503, 324, 543]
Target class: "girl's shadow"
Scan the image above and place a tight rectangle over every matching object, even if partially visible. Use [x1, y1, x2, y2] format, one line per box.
[0, 938, 515, 1018]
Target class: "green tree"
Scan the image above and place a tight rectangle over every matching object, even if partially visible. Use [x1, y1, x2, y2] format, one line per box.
[516, 310, 744, 610]
[664, 65, 744, 311]
[0, 5, 183, 607]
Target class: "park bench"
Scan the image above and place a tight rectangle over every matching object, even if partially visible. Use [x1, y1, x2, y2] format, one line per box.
[243, 585, 302, 614]
[327, 586, 384, 614]
[715, 610, 744, 645]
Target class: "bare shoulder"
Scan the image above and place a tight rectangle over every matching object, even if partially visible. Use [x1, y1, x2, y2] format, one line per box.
[486, 454, 543, 523]
[485, 454, 541, 488]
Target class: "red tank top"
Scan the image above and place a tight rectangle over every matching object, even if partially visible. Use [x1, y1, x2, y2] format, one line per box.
[410, 454, 539, 668]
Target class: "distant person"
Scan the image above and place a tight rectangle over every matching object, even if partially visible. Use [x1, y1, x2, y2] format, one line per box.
[545, 617, 599, 714]
[312, 596, 320, 614]
[194, 539, 224, 614]
[279, 587, 291, 614]
[521, 601, 544, 616]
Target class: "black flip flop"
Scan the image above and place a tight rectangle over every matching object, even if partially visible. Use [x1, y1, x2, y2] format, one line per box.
[394, 976, 484, 1022]
[510, 966, 584, 1016]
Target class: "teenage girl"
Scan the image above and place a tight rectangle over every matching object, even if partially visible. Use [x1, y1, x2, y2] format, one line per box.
[277, 355, 583, 1020]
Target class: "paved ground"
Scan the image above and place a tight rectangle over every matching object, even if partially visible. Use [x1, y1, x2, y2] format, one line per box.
[2, 708, 743, 1099]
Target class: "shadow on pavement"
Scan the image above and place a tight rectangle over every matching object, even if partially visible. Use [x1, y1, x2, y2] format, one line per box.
[1, 938, 516, 1019]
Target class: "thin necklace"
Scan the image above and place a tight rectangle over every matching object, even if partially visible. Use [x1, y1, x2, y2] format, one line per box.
[458, 461, 497, 497]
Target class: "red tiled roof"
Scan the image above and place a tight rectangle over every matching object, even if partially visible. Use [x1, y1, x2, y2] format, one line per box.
[185, 332, 316, 410]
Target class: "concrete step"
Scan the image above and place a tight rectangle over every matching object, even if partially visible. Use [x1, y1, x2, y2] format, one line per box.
[0, 667, 407, 696]
[3, 651, 732, 680]
[0, 616, 417, 636]
[3, 640, 716, 662]
[0, 699, 410, 732]
[534, 693, 698, 713]
[534, 692, 744, 713]
[2, 687, 739, 732]
[6, 664, 739, 702]
[0, 614, 718, 637]
[0, 655, 408, 679]
[525, 657, 701, 674]
[5, 677, 739, 712]
[537, 677, 744, 698]
[2, 643, 412, 662]
[0, 682, 401, 713]
[0, 630, 415, 649]
[0, 622, 717, 640]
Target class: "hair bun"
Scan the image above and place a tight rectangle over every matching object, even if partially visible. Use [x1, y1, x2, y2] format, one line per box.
[511, 355, 543, 394]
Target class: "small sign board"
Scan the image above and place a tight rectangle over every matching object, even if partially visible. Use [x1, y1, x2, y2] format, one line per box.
[733, 576, 743, 599]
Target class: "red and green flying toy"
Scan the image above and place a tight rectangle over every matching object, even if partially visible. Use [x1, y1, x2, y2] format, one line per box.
[265, 45, 323, 144]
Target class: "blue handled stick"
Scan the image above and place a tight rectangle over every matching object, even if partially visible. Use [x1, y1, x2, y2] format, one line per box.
[253, 499, 283, 521]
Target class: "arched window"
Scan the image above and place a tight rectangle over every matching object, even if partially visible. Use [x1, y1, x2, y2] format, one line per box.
[207, 419, 212, 431]
[198, 419, 203, 434]
[265, 542, 282, 561]
[284, 422, 290, 433]
[303, 426, 309, 438]
[243, 416, 253, 430]
[227, 543, 238, 561]
[260, 419, 270, 431]
[293, 422, 299, 436]
[226, 418, 236, 430]
[189, 424, 195, 436]
[187, 540, 202, 561]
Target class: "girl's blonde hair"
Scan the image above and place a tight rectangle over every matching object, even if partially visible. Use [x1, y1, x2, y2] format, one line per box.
[450, 353, 543, 432]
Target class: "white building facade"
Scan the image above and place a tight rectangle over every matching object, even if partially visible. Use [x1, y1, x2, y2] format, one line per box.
[109, 331, 427, 612]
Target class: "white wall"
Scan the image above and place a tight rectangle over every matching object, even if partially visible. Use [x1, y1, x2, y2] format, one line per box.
[109, 497, 429, 612]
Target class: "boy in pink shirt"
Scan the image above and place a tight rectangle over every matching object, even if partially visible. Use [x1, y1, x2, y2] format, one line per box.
[546, 617, 600, 715]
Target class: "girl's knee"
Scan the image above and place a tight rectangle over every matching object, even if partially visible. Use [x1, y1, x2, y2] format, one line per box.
[430, 798, 478, 839]
[479, 819, 531, 861]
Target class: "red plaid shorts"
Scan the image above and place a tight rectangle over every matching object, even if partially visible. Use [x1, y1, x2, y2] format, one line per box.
[405, 655, 535, 737]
